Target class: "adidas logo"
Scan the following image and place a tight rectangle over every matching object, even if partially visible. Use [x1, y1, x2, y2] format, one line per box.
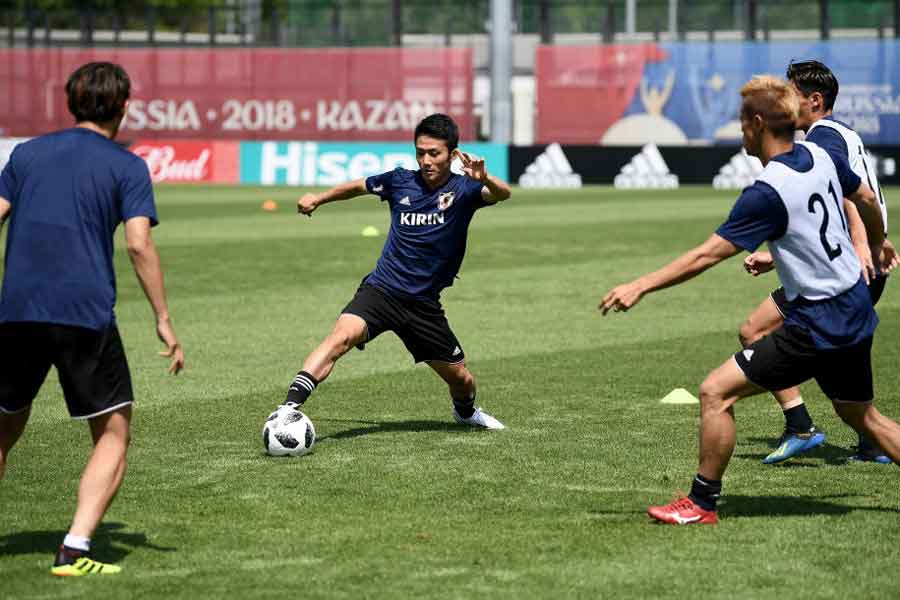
[742, 349, 754, 361]
[452, 346, 462, 356]
[399, 196, 411, 206]
[518, 143, 582, 189]
[713, 149, 763, 189]
[372, 184, 384, 193]
[614, 143, 678, 189]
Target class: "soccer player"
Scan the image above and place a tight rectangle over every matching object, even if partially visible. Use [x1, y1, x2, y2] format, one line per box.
[739, 60, 898, 464]
[600, 75, 900, 525]
[0, 62, 185, 574]
[281, 114, 511, 429]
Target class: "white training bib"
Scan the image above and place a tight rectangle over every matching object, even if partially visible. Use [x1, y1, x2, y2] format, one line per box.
[808, 118, 888, 235]
[758, 141, 861, 301]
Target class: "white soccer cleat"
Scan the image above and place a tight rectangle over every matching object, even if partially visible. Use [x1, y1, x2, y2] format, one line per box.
[452, 406, 506, 430]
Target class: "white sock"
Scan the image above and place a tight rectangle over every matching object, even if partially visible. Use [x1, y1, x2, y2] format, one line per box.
[781, 396, 804, 411]
[63, 534, 90, 552]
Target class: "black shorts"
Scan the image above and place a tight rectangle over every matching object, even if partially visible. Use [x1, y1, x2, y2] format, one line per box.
[0, 322, 134, 419]
[734, 325, 873, 402]
[341, 284, 465, 364]
[771, 273, 888, 315]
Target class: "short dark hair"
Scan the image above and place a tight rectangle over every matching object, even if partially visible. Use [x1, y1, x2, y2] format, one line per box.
[786, 59, 838, 111]
[414, 113, 459, 151]
[65, 62, 131, 124]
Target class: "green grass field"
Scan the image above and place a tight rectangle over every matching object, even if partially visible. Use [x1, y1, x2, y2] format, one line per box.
[2, 185, 900, 599]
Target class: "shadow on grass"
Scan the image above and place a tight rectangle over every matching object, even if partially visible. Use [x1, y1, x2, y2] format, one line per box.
[735, 438, 854, 466]
[316, 418, 471, 441]
[0, 522, 176, 562]
[590, 494, 900, 521]
[719, 493, 900, 518]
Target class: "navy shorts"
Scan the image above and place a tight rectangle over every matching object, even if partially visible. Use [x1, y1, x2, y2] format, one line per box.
[734, 325, 873, 402]
[0, 322, 134, 419]
[341, 284, 465, 364]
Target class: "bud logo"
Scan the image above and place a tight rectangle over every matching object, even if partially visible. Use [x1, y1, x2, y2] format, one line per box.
[132, 141, 212, 183]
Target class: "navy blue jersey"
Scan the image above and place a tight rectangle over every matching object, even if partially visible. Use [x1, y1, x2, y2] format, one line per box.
[363, 168, 490, 300]
[0, 128, 158, 331]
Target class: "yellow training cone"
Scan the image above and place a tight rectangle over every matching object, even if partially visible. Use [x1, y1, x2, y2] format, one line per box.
[660, 388, 699, 404]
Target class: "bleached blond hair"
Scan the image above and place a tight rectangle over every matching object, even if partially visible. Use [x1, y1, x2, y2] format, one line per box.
[740, 75, 800, 138]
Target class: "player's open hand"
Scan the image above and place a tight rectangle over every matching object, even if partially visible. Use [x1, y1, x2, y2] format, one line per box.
[878, 238, 900, 273]
[156, 317, 184, 375]
[297, 193, 319, 217]
[599, 281, 644, 315]
[743, 251, 774, 276]
[454, 149, 487, 182]
[855, 243, 875, 285]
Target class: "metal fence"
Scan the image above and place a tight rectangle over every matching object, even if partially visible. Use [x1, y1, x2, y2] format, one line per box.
[1, 0, 898, 48]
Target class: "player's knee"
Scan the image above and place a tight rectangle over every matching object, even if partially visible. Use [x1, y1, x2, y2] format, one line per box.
[698, 378, 727, 413]
[448, 365, 474, 391]
[327, 329, 356, 356]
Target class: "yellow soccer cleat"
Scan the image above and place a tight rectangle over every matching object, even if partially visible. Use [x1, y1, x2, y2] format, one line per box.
[51, 555, 122, 577]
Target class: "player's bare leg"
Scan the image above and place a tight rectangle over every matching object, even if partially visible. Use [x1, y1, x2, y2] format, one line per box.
[697, 359, 766, 480]
[302, 314, 367, 383]
[832, 402, 900, 465]
[68, 406, 132, 539]
[428, 360, 505, 429]
[51, 406, 132, 576]
[648, 358, 763, 525]
[284, 314, 367, 407]
[740, 297, 824, 463]
[0, 405, 31, 481]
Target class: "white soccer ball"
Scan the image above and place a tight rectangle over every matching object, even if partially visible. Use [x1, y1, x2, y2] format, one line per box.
[263, 405, 316, 457]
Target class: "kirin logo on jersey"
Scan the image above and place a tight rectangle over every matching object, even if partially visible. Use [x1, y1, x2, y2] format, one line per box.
[437, 191, 455, 211]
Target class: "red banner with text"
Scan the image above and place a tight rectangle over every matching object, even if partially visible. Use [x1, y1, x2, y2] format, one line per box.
[0, 48, 473, 141]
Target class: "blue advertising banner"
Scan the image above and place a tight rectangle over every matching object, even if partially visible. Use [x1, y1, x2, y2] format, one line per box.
[240, 142, 508, 186]
[539, 41, 900, 146]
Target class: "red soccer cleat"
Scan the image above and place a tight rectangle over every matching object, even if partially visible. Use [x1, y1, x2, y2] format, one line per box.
[647, 496, 718, 525]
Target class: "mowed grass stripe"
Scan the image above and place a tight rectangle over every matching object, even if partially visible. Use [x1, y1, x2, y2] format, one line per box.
[2, 186, 900, 599]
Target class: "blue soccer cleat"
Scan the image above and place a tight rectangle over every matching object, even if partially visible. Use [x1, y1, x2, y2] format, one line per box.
[762, 427, 826, 464]
[848, 446, 892, 464]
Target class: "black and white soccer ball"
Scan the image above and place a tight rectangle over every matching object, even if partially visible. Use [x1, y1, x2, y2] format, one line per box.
[263, 405, 316, 457]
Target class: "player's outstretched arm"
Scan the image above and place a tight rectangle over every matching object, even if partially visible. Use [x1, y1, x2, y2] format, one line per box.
[842, 198, 875, 284]
[124, 216, 184, 375]
[297, 178, 369, 217]
[599, 234, 741, 315]
[454, 149, 511, 203]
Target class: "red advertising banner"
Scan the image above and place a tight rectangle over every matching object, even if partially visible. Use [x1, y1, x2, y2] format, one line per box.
[535, 44, 669, 144]
[0, 48, 473, 141]
[130, 140, 239, 183]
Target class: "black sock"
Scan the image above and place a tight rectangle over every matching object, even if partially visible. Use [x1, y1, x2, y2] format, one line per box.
[286, 371, 318, 405]
[453, 393, 476, 419]
[857, 434, 881, 454]
[54, 545, 85, 566]
[688, 473, 722, 511]
[783, 403, 813, 434]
